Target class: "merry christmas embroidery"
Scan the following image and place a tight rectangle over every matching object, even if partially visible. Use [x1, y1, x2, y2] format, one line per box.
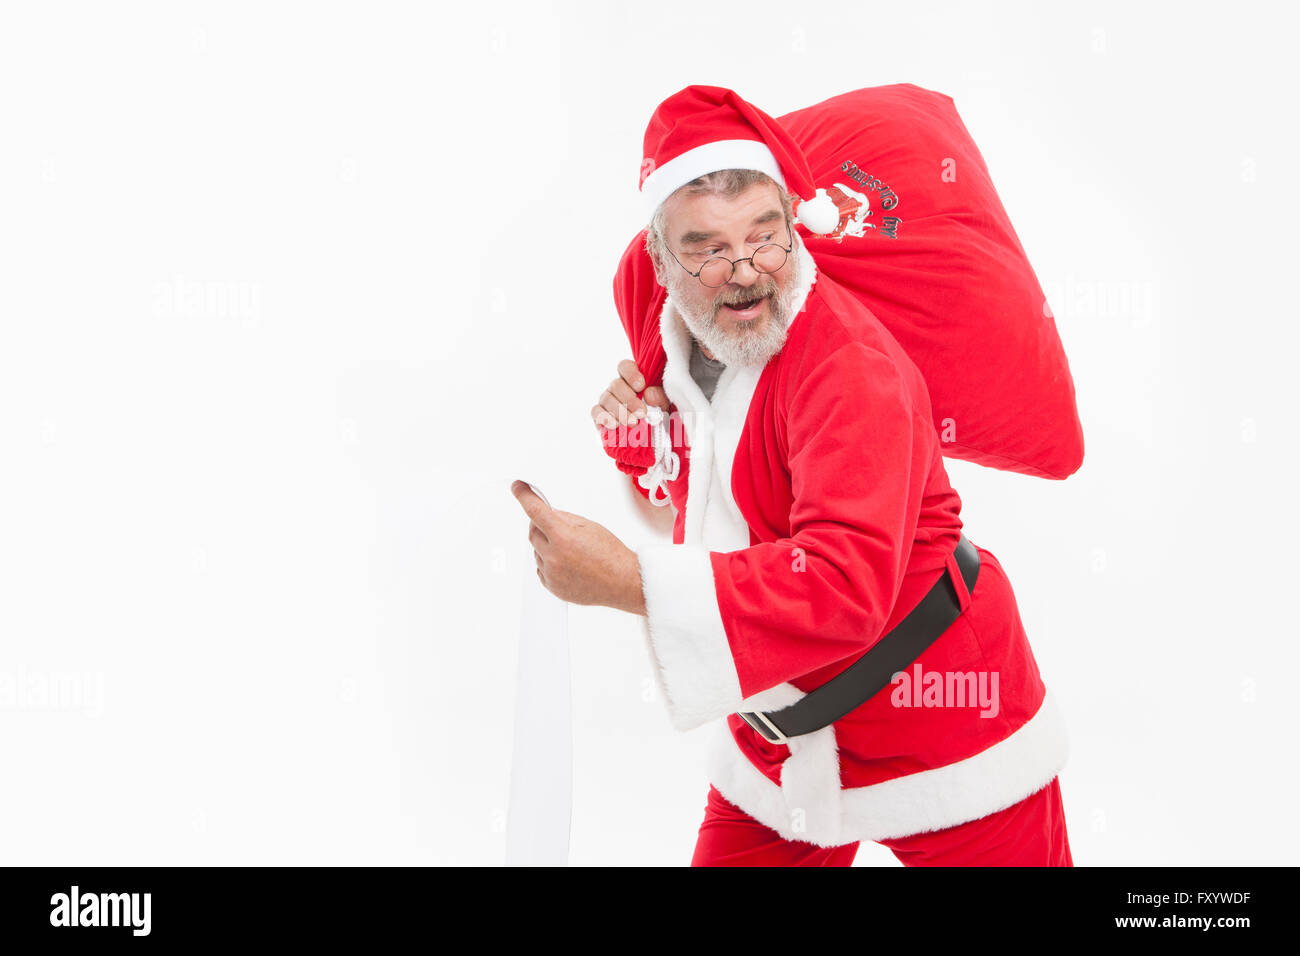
[816, 161, 903, 241]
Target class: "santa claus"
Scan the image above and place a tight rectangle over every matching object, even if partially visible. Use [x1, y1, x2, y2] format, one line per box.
[512, 85, 1075, 866]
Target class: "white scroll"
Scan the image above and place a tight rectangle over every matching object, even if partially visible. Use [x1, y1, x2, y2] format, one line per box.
[505, 481, 572, 866]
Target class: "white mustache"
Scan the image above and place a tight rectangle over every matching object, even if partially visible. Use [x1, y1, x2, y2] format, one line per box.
[715, 288, 773, 309]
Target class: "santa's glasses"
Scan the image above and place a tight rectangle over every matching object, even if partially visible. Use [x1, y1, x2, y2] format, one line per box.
[665, 223, 793, 288]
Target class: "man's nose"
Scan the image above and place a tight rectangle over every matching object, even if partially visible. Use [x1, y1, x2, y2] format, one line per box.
[729, 258, 762, 285]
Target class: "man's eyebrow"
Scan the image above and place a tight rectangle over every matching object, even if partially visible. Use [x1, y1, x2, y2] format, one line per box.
[679, 209, 784, 246]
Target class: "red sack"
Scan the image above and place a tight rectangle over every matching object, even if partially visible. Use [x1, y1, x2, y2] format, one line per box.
[606, 83, 1084, 480]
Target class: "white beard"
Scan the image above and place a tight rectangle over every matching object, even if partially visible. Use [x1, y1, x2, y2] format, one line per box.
[668, 239, 803, 369]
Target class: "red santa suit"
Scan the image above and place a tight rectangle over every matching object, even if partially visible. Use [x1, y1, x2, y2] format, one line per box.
[633, 238, 1070, 850]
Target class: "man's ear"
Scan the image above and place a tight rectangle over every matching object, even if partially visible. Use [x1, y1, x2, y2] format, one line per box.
[651, 254, 670, 289]
[645, 234, 669, 288]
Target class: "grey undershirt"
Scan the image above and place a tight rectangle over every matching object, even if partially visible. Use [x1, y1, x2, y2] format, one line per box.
[689, 336, 727, 401]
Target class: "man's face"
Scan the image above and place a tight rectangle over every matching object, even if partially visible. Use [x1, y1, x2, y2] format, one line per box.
[658, 180, 801, 368]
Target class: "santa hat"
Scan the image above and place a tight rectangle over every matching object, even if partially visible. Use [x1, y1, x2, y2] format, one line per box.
[639, 85, 840, 235]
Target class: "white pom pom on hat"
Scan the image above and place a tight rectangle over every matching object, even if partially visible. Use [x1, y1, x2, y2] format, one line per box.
[639, 85, 841, 236]
[796, 189, 840, 236]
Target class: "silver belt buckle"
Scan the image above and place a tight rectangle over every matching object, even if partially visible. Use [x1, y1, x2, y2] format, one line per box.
[738, 710, 790, 746]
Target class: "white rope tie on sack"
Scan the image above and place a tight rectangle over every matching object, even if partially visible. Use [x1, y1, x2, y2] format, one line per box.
[635, 404, 679, 507]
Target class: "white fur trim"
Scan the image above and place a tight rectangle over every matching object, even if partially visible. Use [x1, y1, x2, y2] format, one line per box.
[641, 139, 789, 221]
[704, 362, 761, 547]
[636, 542, 743, 731]
[706, 687, 1071, 847]
[731, 681, 845, 845]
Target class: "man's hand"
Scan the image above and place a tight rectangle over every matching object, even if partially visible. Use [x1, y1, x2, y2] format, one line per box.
[590, 359, 670, 431]
[510, 480, 646, 615]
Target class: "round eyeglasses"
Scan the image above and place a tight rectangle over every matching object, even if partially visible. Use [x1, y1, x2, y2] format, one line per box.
[664, 224, 793, 288]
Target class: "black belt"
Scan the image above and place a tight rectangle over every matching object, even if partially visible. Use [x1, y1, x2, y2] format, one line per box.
[737, 533, 981, 745]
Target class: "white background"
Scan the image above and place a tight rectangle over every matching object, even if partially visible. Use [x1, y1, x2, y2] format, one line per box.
[1, 0, 1295, 866]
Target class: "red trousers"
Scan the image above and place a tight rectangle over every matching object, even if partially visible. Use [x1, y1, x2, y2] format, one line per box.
[691, 777, 1073, 866]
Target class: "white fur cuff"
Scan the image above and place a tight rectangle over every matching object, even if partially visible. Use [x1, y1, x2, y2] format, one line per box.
[636, 542, 744, 732]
